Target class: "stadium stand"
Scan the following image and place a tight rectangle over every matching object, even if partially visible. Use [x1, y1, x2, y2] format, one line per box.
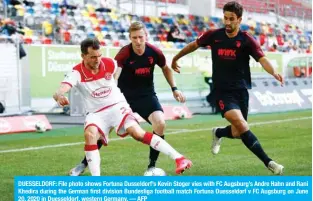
[0, 0, 311, 53]
[216, 0, 312, 19]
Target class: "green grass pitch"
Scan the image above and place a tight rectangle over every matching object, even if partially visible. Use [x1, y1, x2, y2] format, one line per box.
[0, 110, 311, 200]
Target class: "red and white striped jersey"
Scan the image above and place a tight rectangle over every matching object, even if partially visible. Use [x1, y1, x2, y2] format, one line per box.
[61, 57, 127, 113]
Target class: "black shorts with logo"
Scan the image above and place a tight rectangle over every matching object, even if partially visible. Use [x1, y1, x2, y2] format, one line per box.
[126, 95, 163, 124]
[215, 89, 249, 120]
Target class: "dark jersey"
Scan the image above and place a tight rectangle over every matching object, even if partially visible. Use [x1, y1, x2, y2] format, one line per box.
[114, 43, 166, 99]
[196, 28, 265, 90]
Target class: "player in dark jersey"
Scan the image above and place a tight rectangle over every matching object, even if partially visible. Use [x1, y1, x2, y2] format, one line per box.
[114, 21, 186, 174]
[69, 21, 187, 176]
[171, 1, 284, 175]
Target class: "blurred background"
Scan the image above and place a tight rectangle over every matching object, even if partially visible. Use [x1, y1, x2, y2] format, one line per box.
[0, 0, 311, 121]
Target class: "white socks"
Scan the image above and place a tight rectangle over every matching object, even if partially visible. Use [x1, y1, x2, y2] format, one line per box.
[84, 145, 100, 176]
[143, 132, 182, 160]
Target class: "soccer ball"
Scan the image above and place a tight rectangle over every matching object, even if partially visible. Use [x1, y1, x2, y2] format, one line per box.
[144, 168, 167, 176]
[178, 110, 187, 119]
[35, 121, 47, 133]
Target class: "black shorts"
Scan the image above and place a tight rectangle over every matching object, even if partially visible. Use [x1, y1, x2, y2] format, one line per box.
[215, 89, 249, 120]
[127, 95, 163, 123]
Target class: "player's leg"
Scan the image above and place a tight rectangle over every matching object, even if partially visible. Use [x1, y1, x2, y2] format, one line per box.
[69, 128, 113, 176]
[81, 140, 103, 167]
[84, 125, 102, 176]
[130, 96, 165, 169]
[211, 92, 238, 154]
[125, 122, 192, 174]
[71, 112, 110, 176]
[224, 109, 283, 175]
[146, 96, 165, 169]
[147, 111, 165, 168]
[239, 90, 284, 175]
[69, 139, 103, 176]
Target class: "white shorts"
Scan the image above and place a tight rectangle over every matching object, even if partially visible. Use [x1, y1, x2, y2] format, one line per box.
[84, 102, 138, 146]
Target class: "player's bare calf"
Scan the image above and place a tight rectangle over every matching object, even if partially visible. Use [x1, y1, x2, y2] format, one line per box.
[126, 123, 192, 174]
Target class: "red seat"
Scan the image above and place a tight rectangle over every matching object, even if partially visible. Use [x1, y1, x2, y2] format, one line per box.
[43, 2, 51, 9]
[63, 31, 71, 43]
[113, 40, 120, 47]
[100, 40, 106, 46]
[24, 37, 33, 44]
[89, 13, 97, 18]
[94, 26, 101, 32]
[42, 38, 52, 44]
[99, 19, 106, 25]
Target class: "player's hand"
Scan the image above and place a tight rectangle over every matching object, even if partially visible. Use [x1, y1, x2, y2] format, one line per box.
[173, 90, 186, 103]
[273, 73, 284, 86]
[171, 59, 181, 73]
[56, 95, 70, 107]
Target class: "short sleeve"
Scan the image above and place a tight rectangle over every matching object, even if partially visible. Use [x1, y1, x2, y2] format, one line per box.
[114, 46, 129, 68]
[61, 70, 81, 87]
[246, 33, 265, 62]
[196, 30, 215, 47]
[155, 49, 166, 68]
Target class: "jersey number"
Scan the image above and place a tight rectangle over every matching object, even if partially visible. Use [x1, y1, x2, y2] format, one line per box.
[120, 107, 131, 115]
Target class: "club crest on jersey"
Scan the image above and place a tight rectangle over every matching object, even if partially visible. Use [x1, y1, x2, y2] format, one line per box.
[236, 41, 241, 48]
[104, 72, 112, 80]
[148, 57, 154, 64]
[91, 87, 112, 98]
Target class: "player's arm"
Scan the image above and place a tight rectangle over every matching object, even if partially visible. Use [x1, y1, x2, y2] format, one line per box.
[53, 83, 71, 107]
[114, 67, 122, 81]
[172, 30, 214, 73]
[53, 70, 80, 106]
[259, 57, 284, 86]
[161, 65, 185, 103]
[171, 41, 199, 73]
[114, 46, 129, 81]
[247, 32, 284, 86]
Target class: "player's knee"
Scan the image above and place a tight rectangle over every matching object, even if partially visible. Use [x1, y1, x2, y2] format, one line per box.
[153, 119, 166, 136]
[232, 119, 248, 134]
[84, 129, 98, 144]
[127, 125, 145, 142]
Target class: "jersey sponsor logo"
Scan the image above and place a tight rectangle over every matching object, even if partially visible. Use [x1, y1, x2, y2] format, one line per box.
[214, 40, 222, 43]
[129, 60, 136, 64]
[148, 56, 154, 64]
[217, 49, 236, 59]
[91, 87, 112, 98]
[104, 72, 112, 80]
[135, 67, 151, 76]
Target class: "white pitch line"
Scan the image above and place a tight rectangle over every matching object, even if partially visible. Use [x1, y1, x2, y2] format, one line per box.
[0, 116, 311, 154]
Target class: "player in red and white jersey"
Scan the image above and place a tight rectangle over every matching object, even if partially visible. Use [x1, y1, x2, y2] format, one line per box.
[53, 38, 192, 176]
[62, 53, 126, 113]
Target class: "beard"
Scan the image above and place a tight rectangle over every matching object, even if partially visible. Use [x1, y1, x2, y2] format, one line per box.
[225, 25, 235, 33]
[88, 63, 99, 70]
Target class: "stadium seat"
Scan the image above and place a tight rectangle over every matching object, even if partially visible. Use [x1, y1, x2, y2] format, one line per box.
[113, 40, 120, 47]
[23, 37, 33, 44]
[63, 31, 71, 43]
[41, 37, 52, 44]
